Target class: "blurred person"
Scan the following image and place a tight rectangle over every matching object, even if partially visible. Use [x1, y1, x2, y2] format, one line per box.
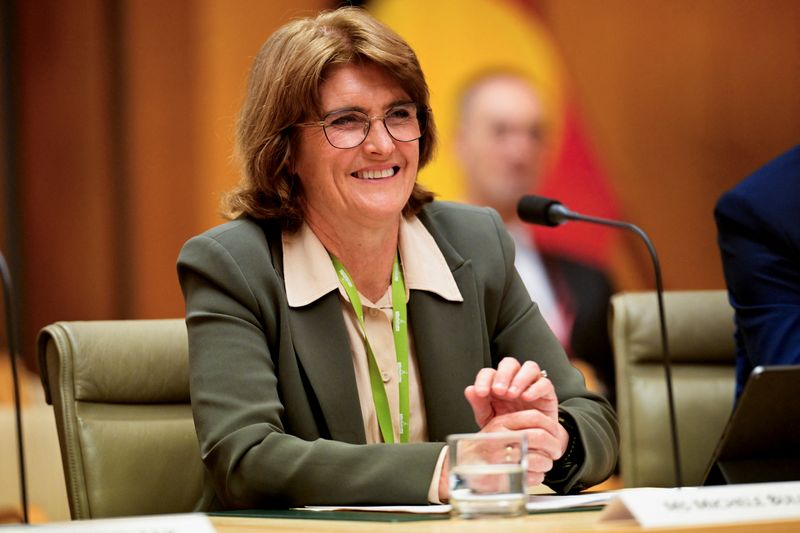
[715, 145, 800, 401]
[178, 8, 617, 509]
[456, 72, 616, 405]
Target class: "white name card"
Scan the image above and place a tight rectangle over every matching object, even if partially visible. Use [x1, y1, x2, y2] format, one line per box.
[600, 481, 800, 528]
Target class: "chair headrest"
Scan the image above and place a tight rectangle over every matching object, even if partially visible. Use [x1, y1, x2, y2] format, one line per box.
[38, 319, 189, 404]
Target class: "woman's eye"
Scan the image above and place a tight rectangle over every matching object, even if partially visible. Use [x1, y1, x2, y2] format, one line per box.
[387, 108, 412, 120]
[329, 114, 364, 128]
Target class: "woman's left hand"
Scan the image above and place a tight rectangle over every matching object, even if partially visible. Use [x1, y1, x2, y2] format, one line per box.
[464, 356, 558, 428]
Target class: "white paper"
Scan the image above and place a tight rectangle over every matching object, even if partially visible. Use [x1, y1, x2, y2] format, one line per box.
[527, 492, 613, 510]
[599, 481, 800, 528]
[303, 504, 451, 514]
[1, 513, 216, 532]
[303, 492, 613, 514]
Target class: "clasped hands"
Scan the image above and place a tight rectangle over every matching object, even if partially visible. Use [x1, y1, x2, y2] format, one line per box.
[438, 357, 569, 501]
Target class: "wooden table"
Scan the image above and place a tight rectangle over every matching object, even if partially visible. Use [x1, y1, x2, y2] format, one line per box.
[210, 510, 800, 533]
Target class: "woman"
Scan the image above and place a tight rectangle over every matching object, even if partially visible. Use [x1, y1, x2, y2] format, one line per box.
[178, 7, 617, 509]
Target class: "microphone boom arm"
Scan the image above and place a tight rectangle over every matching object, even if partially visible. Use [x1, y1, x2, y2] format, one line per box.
[527, 199, 683, 488]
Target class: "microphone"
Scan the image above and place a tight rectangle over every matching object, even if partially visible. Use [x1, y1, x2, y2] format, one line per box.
[1, 251, 28, 522]
[517, 195, 683, 488]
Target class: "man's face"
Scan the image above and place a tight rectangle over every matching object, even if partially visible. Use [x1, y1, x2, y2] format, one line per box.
[456, 76, 547, 220]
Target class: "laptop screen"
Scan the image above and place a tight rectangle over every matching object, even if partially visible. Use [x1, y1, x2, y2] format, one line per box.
[703, 365, 800, 485]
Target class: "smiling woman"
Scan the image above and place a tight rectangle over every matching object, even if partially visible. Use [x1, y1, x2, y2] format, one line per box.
[177, 6, 618, 510]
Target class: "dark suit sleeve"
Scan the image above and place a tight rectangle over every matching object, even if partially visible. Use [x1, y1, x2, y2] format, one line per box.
[178, 228, 443, 509]
[715, 159, 800, 397]
[485, 210, 619, 493]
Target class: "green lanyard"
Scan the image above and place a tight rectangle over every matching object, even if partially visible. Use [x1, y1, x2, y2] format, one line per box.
[330, 252, 410, 444]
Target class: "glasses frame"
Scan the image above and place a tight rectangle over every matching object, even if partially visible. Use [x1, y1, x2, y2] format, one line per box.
[295, 103, 427, 150]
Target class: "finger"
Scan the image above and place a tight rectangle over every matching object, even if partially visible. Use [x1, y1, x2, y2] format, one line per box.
[522, 427, 564, 461]
[464, 385, 494, 428]
[491, 357, 521, 397]
[527, 450, 554, 473]
[484, 409, 552, 433]
[520, 375, 557, 404]
[485, 413, 563, 460]
[507, 360, 543, 397]
[472, 367, 497, 397]
[474, 419, 563, 467]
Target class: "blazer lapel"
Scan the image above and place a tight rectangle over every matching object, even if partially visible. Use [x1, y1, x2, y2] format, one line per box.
[263, 220, 365, 445]
[410, 240, 486, 441]
[288, 293, 367, 444]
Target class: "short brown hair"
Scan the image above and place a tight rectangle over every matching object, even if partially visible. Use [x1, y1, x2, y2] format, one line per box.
[224, 7, 437, 230]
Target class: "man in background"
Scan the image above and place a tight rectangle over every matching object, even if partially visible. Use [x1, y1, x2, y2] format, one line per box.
[455, 71, 616, 405]
[715, 145, 800, 401]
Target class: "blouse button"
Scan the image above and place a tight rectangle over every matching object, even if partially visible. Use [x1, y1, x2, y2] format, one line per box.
[381, 371, 391, 383]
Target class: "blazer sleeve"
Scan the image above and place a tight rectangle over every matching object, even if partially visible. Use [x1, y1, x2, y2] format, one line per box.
[178, 228, 444, 509]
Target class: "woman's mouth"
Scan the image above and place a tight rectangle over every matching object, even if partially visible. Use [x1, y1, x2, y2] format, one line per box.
[352, 166, 400, 179]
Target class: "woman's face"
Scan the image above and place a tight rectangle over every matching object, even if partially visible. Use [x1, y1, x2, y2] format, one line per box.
[293, 62, 420, 231]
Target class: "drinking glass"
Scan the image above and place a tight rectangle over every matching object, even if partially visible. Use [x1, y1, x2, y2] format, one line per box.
[448, 432, 527, 518]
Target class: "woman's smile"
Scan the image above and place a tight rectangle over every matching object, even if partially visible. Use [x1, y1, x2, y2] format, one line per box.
[352, 165, 400, 180]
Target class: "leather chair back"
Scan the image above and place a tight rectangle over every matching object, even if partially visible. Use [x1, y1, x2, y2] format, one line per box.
[37, 320, 205, 519]
[611, 290, 736, 487]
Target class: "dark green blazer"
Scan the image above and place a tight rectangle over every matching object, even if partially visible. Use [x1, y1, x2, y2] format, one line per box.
[177, 201, 618, 509]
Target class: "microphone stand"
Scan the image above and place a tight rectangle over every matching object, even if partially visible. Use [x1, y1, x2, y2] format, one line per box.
[1, 252, 28, 522]
[524, 200, 683, 488]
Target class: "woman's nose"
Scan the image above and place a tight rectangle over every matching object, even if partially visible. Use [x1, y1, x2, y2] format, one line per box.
[362, 118, 396, 154]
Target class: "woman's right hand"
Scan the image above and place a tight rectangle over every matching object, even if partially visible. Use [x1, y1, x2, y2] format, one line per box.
[438, 409, 569, 501]
[479, 409, 567, 487]
[464, 357, 559, 427]
[463, 357, 566, 483]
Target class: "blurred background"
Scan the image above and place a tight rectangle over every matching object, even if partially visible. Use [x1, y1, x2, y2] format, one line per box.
[1, 0, 799, 369]
[1, 0, 799, 522]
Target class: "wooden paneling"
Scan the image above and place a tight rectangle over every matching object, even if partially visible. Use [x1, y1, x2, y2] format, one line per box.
[17, 0, 118, 364]
[537, 0, 800, 290]
[14, 0, 797, 364]
[190, 1, 332, 232]
[122, 0, 330, 319]
[122, 0, 198, 319]
[14, 1, 329, 363]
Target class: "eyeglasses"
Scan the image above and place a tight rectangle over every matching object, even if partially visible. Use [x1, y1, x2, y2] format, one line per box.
[295, 103, 424, 149]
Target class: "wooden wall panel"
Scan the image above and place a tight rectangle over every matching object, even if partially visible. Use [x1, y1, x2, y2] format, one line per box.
[123, 0, 198, 319]
[191, 1, 332, 233]
[123, 0, 330, 319]
[14, 1, 331, 362]
[18, 0, 118, 363]
[537, 0, 800, 290]
[0, 0, 7, 258]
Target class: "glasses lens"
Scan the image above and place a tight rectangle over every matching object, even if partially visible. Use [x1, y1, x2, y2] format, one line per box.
[322, 111, 369, 149]
[385, 103, 423, 142]
[321, 104, 423, 149]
